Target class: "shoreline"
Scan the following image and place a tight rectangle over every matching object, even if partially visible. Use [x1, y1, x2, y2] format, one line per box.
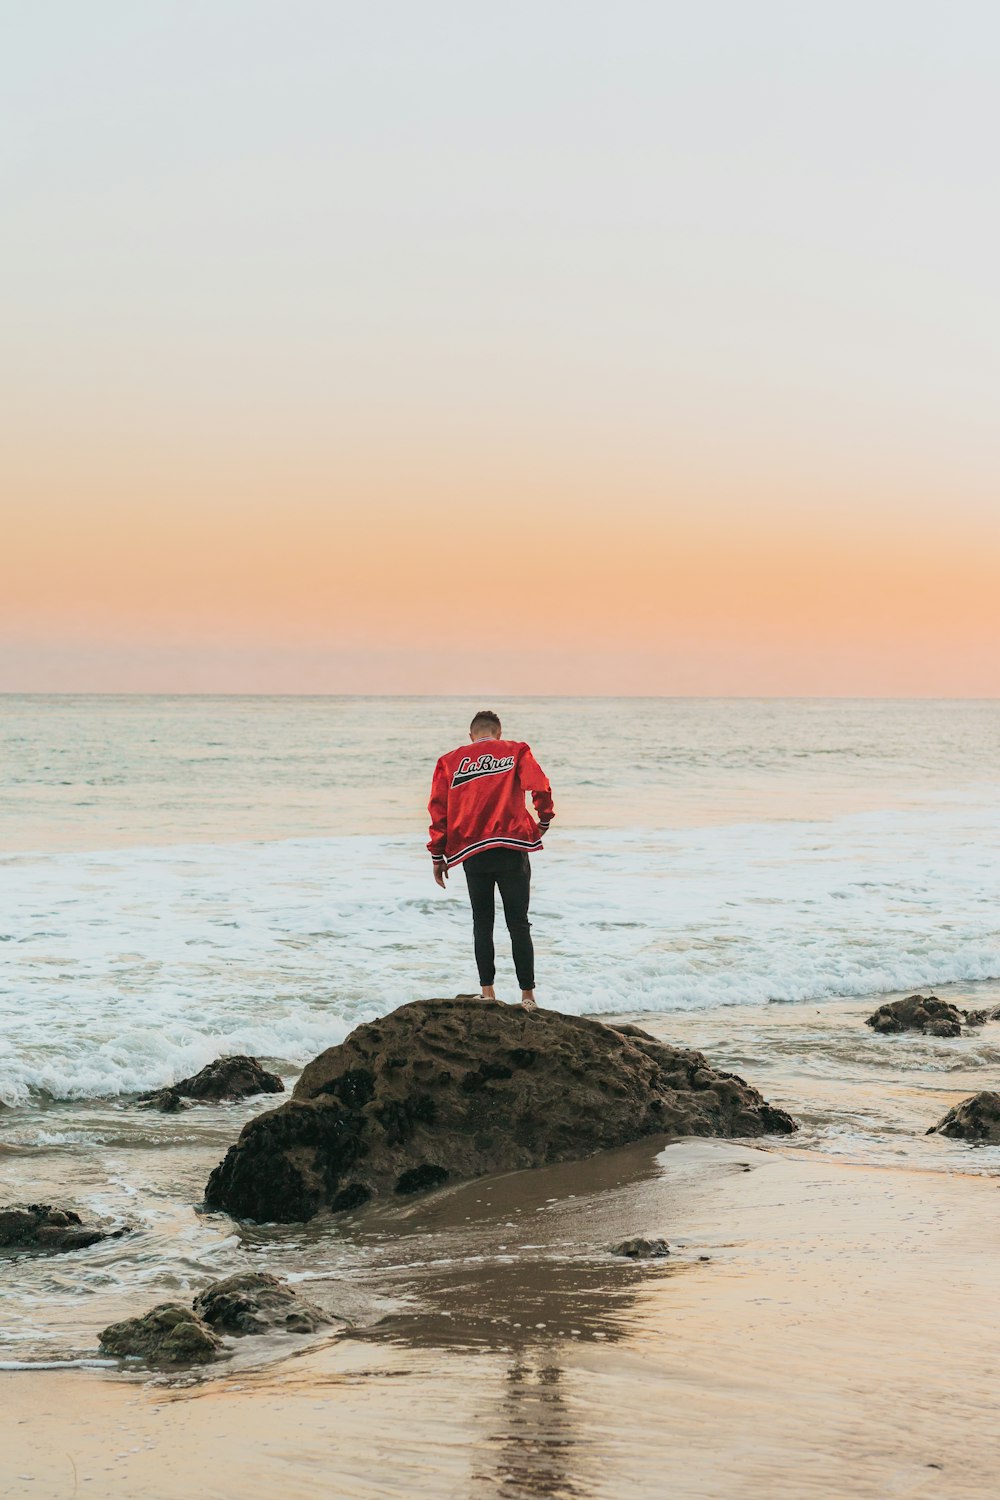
[5, 1136, 1000, 1498]
[4, 989, 1000, 1355]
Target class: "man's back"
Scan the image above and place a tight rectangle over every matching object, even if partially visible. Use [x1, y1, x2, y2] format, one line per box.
[428, 737, 553, 870]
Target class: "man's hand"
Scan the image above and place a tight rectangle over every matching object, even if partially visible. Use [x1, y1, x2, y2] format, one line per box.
[433, 861, 448, 889]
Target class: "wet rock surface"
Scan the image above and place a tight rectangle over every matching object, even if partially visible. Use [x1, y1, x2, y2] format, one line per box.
[205, 997, 797, 1223]
[963, 1006, 1000, 1026]
[99, 1273, 341, 1366]
[928, 1091, 1000, 1144]
[0, 1204, 131, 1254]
[193, 1271, 334, 1335]
[138, 1055, 284, 1110]
[866, 994, 973, 1037]
[142, 1087, 190, 1113]
[611, 1237, 670, 1258]
[99, 1303, 223, 1365]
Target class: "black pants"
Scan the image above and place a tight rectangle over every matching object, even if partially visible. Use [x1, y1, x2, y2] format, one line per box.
[463, 847, 534, 991]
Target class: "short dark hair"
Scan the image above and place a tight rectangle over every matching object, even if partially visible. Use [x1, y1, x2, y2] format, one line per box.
[470, 709, 502, 736]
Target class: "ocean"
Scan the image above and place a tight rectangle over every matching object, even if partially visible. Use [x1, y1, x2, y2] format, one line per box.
[2, 694, 1000, 1369]
[2, 695, 998, 1102]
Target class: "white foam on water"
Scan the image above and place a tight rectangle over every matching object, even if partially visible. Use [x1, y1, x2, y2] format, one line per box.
[0, 1359, 119, 1371]
[1, 798, 998, 1104]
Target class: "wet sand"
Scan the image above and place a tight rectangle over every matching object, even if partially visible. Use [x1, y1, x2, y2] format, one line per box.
[5, 1132, 1000, 1500]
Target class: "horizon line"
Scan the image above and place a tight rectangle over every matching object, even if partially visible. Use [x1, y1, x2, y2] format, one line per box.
[3, 692, 999, 704]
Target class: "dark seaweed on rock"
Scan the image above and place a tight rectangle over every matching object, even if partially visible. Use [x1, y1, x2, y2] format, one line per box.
[927, 1091, 1000, 1144]
[204, 997, 797, 1224]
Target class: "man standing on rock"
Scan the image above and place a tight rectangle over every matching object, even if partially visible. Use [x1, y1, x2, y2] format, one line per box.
[428, 710, 555, 1010]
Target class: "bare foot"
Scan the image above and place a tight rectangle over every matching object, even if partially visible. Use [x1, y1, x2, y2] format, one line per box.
[481, 987, 501, 1003]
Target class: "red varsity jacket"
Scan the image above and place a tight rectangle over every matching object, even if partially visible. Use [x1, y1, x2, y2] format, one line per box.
[427, 738, 555, 868]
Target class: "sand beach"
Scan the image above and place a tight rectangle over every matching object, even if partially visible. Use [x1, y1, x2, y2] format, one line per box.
[5, 1132, 1000, 1499]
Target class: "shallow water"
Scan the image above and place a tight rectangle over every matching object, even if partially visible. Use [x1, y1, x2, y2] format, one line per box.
[3, 989, 999, 1368]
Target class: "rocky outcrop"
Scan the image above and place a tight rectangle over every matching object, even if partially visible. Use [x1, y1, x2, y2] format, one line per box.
[138, 1055, 284, 1111]
[866, 994, 971, 1037]
[611, 1237, 670, 1258]
[193, 1271, 333, 1335]
[99, 1272, 335, 1366]
[0, 1205, 130, 1254]
[99, 1303, 223, 1365]
[204, 997, 797, 1224]
[964, 1006, 1000, 1026]
[927, 1091, 1000, 1144]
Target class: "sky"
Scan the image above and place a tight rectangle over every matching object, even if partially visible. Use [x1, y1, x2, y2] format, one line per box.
[3, 1, 998, 695]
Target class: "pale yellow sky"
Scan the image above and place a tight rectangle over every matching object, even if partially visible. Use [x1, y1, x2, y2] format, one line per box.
[3, 2, 999, 694]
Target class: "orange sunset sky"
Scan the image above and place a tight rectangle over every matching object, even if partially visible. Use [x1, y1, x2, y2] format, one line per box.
[3, 3, 998, 695]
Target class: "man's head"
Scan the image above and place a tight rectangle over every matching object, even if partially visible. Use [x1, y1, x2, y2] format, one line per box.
[469, 710, 502, 742]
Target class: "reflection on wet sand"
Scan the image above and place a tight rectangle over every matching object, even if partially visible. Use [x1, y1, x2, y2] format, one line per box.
[348, 1140, 685, 1500]
[350, 1135, 680, 1349]
[359, 1249, 676, 1351]
[484, 1361, 579, 1500]
[357, 1254, 680, 1500]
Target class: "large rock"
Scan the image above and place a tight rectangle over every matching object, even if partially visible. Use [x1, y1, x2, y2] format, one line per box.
[138, 1055, 284, 1111]
[204, 997, 797, 1223]
[193, 1271, 333, 1335]
[866, 994, 968, 1037]
[928, 1091, 1000, 1144]
[0, 1204, 130, 1254]
[99, 1303, 223, 1365]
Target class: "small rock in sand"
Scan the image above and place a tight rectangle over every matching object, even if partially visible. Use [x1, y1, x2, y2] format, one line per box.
[927, 1091, 1000, 1144]
[99, 1274, 341, 1366]
[99, 1303, 223, 1365]
[611, 1237, 670, 1259]
[193, 1271, 334, 1336]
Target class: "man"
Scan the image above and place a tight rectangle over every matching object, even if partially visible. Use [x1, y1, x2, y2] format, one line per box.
[428, 710, 555, 1010]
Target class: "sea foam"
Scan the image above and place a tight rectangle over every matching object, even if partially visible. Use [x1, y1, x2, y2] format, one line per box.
[1, 798, 998, 1104]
